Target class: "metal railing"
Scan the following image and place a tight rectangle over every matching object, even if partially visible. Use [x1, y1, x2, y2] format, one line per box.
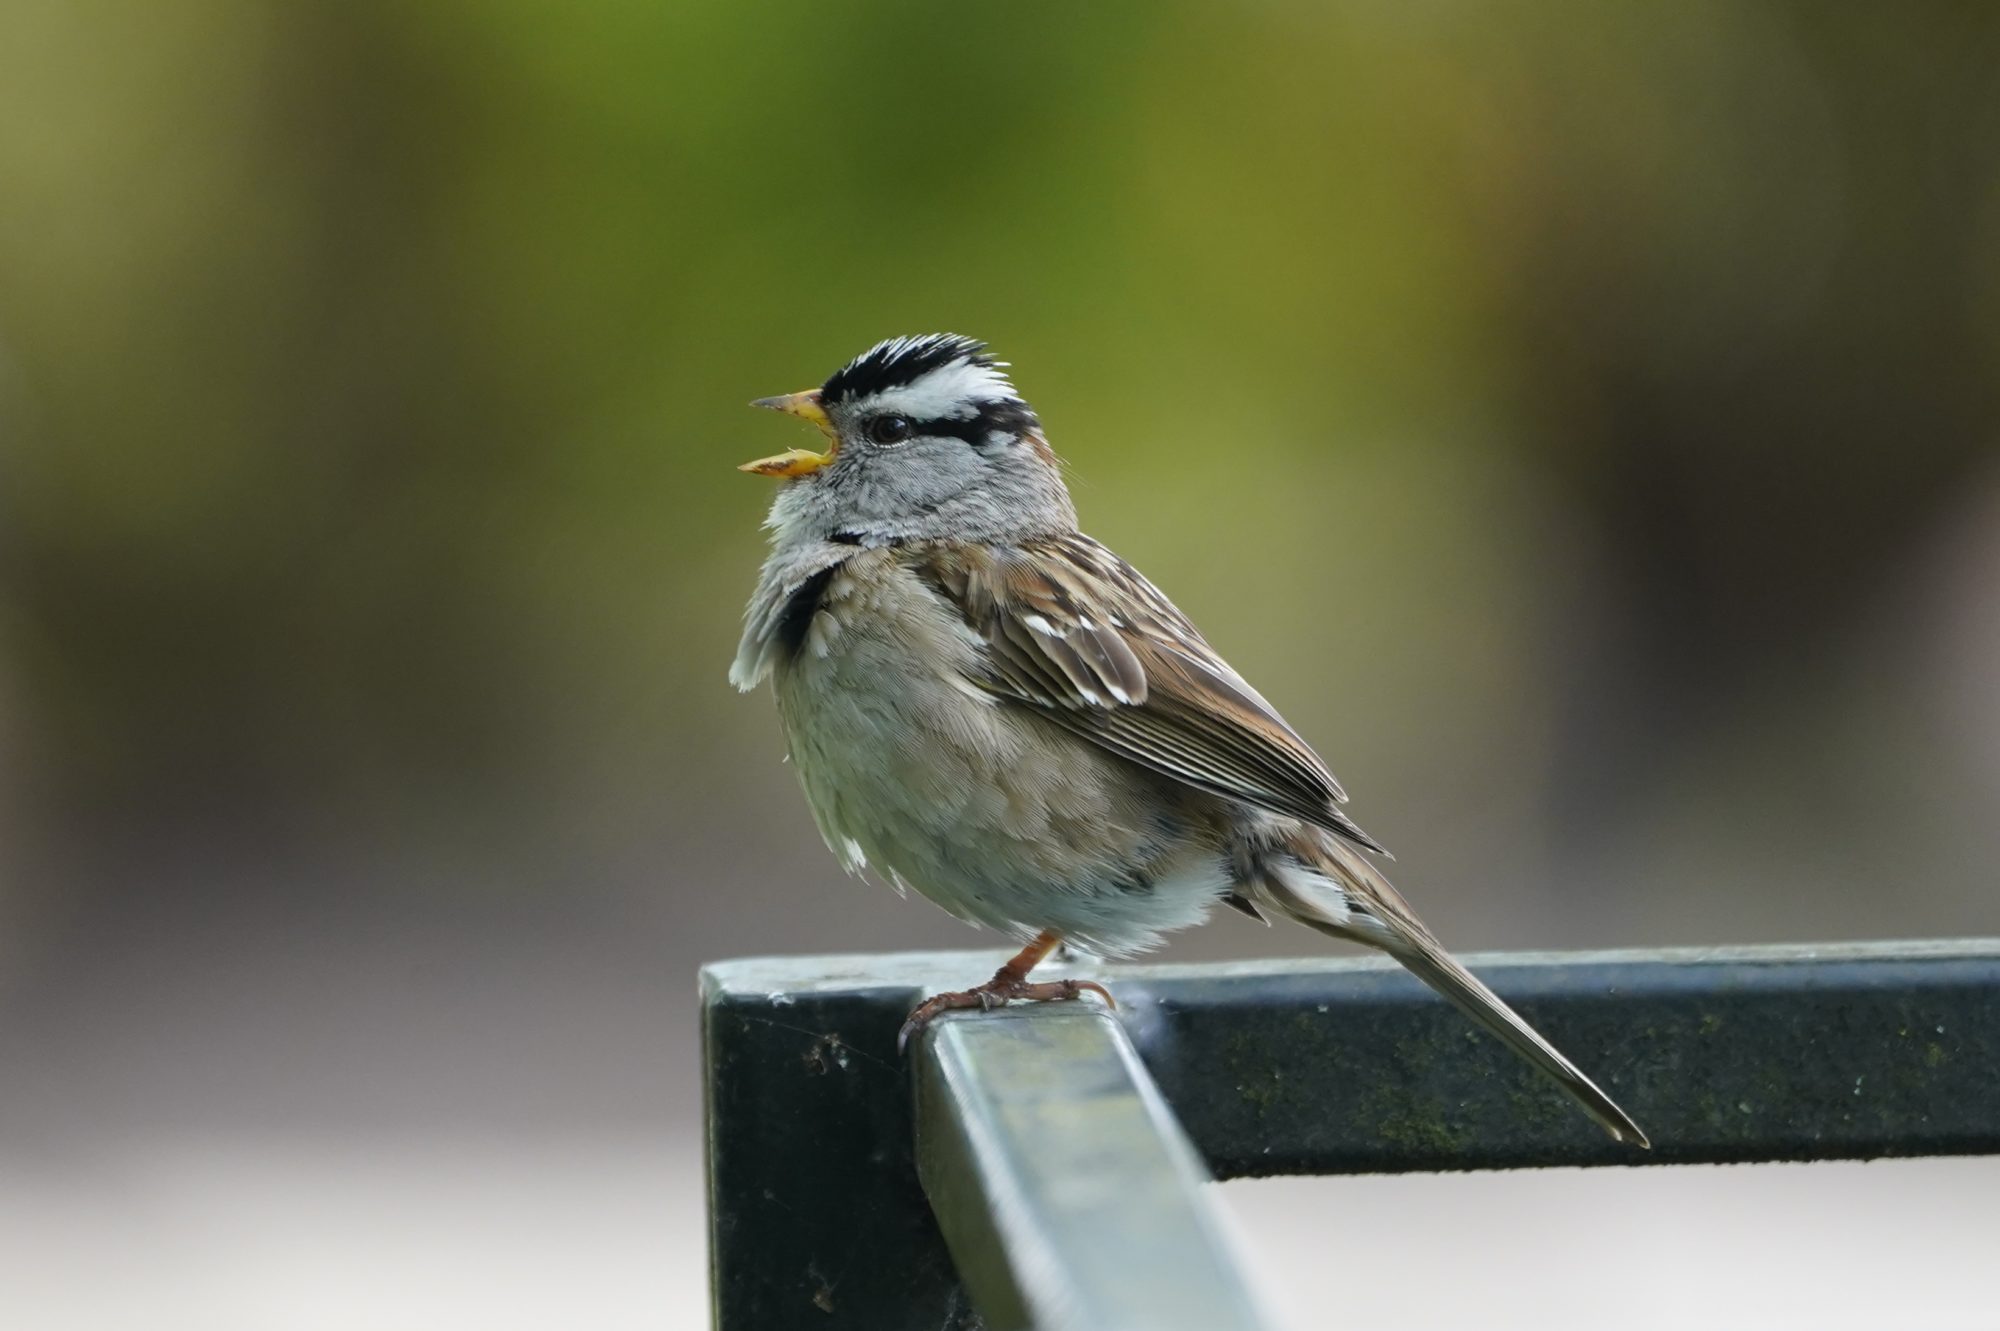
[703, 940, 2000, 1330]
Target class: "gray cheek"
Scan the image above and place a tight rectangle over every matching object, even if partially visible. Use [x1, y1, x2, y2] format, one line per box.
[843, 441, 985, 518]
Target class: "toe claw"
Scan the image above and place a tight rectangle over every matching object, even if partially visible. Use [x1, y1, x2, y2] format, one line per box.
[896, 994, 949, 1055]
[898, 972, 1118, 1054]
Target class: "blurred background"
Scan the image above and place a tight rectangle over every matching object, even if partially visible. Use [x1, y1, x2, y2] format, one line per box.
[3, 2, 1998, 1327]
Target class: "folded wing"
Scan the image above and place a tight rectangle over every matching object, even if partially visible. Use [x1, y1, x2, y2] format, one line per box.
[911, 534, 1385, 854]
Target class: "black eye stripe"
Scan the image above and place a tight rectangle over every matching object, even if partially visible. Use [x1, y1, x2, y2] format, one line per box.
[919, 418, 993, 445]
[890, 399, 1039, 447]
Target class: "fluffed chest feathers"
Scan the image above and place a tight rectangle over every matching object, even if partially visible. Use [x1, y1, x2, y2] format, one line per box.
[768, 551, 1024, 840]
[764, 549, 1224, 949]
[771, 549, 994, 728]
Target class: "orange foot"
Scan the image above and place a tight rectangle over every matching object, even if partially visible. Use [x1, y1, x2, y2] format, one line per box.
[896, 929, 1115, 1054]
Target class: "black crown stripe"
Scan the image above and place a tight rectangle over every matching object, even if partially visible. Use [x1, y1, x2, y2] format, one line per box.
[820, 334, 996, 405]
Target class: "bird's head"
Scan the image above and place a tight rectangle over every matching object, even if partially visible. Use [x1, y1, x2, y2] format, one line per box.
[741, 334, 1076, 546]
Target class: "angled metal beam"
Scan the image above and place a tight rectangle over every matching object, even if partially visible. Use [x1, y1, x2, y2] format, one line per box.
[912, 1004, 1273, 1331]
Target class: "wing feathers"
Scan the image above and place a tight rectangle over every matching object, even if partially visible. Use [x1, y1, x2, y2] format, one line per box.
[909, 534, 1381, 852]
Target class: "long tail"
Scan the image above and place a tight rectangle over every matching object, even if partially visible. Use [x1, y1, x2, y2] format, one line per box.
[1370, 928, 1649, 1146]
[1256, 839, 1650, 1147]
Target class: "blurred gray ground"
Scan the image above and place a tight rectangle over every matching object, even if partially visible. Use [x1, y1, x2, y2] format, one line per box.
[4, 2, 2000, 1326]
[2, 846, 1997, 1327]
[2, 873, 1998, 1329]
[3, 1138, 1997, 1329]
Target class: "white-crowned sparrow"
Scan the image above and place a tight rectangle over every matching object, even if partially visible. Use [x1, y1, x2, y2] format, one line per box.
[732, 334, 1647, 1146]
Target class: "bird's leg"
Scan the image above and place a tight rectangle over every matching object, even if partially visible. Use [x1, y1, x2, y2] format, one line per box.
[896, 929, 1115, 1053]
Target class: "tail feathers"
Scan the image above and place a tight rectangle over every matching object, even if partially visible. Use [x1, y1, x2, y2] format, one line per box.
[1258, 848, 1649, 1148]
[1374, 932, 1649, 1147]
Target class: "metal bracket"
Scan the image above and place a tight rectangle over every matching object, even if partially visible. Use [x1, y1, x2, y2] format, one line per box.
[704, 940, 2000, 1329]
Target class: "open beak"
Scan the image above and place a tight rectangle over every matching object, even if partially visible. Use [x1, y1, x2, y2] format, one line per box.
[741, 390, 837, 477]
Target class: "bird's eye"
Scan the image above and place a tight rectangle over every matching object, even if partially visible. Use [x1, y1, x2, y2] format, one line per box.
[866, 415, 913, 446]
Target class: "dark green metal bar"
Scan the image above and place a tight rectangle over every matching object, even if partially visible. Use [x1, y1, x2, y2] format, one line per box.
[702, 964, 968, 1331]
[1119, 939, 2000, 1176]
[913, 1004, 1273, 1331]
[703, 940, 2000, 1330]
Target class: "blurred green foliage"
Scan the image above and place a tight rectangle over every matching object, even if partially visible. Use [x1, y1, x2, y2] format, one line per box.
[2, 2, 1997, 935]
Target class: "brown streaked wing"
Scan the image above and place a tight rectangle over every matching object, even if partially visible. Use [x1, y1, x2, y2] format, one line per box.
[906, 535, 1385, 854]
